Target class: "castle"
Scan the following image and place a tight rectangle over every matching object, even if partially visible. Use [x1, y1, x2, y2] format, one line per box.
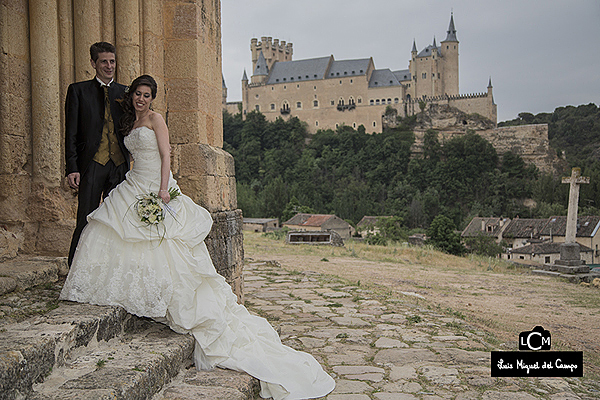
[224, 14, 497, 134]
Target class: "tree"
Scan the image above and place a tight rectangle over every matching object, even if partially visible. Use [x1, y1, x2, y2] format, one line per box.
[426, 215, 465, 256]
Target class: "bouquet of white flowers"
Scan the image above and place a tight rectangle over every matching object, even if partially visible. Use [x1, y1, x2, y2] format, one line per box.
[130, 188, 181, 242]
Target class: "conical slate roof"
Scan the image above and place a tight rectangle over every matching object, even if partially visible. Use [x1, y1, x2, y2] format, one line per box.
[253, 51, 268, 76]
[444, 13, 458, 42]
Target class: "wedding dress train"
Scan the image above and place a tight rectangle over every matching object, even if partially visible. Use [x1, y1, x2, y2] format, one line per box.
[60, 126, 335, 400]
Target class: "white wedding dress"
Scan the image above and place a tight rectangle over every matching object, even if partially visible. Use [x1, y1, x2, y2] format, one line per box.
[60, 126, 335, 400]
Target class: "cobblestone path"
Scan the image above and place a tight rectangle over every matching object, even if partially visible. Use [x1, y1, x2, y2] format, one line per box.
[243, 261, 600, 400]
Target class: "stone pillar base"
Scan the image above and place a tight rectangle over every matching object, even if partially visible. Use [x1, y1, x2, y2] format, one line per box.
[205, 209, 244, 304]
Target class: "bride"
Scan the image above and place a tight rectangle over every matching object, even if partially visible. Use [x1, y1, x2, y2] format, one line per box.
[60, 75, 335, 400]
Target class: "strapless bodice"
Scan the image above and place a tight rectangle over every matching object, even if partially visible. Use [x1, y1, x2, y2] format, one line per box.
[124, 126, 161, 177]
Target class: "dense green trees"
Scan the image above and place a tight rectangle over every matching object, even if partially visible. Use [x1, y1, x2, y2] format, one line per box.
[224, 103, 600, 252]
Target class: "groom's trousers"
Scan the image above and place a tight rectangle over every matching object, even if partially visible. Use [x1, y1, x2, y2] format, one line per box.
[68, 159, 128, 266]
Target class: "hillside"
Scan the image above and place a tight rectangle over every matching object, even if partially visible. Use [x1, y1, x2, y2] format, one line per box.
[223, 103, 600, 232]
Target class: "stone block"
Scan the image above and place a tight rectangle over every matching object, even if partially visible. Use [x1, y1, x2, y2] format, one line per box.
[26, 183, 73, 222]
[165, 40, 198, 79]
[166, 78, 200, 111]
[559, 242, 582, 261]
[169, 3, 199, 40]
[179, 144, 234, 178]
[36, 219, 74, 256]
[169, 111, 203, 144]
[0, 225, 21, 261]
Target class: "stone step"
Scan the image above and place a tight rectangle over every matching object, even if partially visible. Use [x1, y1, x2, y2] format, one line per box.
[28, 320, 194, 400]
[152, 368, 260, 400]
[0, 302, 132, 400]
[0, 298, 259, 400]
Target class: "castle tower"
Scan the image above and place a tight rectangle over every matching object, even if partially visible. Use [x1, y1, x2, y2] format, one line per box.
[251, 50, 269, 84]
[241, 69, 249, 116]
[440, 12, 459, 95]
[250, 36, 293, 73]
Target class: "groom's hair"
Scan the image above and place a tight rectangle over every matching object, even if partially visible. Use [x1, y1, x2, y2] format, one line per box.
[90, 42, 116, 62]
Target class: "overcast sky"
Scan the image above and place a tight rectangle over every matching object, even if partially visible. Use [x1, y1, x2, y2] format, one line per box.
[221, 1, 600, 123]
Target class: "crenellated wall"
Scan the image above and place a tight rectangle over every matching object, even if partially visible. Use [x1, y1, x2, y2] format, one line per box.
[0, 0, 244, 300]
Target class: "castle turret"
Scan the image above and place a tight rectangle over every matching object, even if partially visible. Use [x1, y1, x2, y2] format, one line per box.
[251, 51, 269, 84]
[440, 12, 459, 95]
[222, 74, 227, 107]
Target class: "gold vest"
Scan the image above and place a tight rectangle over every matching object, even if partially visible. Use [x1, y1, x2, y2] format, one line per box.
[93, 85, 125, 166]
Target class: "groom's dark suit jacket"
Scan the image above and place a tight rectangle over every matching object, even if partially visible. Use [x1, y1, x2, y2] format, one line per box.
[65, 79, 129, 176]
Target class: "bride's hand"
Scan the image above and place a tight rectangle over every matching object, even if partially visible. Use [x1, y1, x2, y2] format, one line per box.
[158, 189, 170, 204]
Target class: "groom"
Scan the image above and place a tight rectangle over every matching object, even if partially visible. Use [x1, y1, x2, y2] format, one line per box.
[65, 42, 130, 266]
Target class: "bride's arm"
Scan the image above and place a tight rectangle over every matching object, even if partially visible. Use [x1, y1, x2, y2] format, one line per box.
[150, 112, 172, 204]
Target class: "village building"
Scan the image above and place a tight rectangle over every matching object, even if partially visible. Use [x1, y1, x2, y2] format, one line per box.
[504, 241, 593, 265]
[499, 218, 550, 250]
[461, 217, 510, 244]
[242, 218, 279, 233]
[224, 14, 497, 134]
[540, 215, 600, 263]
[283, 213, 354, 239]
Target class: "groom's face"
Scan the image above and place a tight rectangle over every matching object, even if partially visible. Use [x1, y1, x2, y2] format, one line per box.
[91, 52, 116, 84]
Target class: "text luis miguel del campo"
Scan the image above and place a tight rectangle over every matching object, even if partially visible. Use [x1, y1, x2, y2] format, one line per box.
[491, 326, 583, 377]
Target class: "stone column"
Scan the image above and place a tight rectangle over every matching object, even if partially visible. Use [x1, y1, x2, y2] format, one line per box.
[101, 0, 115, 44]
[29, 0, 62, 186]
[73, 0, 101, 81]
[115, 0, 140, 86]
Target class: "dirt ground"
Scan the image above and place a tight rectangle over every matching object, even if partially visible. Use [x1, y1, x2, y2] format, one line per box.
[243, 232, 600, 377]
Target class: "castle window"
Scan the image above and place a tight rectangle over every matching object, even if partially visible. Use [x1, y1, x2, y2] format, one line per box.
[350, 79, 353, 84]
[339, 80, 342, 84]
[255, 94, 259, 99]
[394, 98, 399, 103]
[387, 98, 391, 104]
[373, 121, 376, 127]
[330, 100, 335, 106]
[298, 76, 301, 80]
[357, 97, 362, 104]
[438, 73, 440, 78]
[390, 80, 393, 84]
[276, 79, 279, 82]
[296, 102, 302, 109]
[313, 100, 319, 108]
[306, 75, 309, 79]
[297, 84, 299, 88]
[316, 121, 319, 126]
[335, 124, 339, 129]
[447, 46, 449, 49]
[375, 99, 380, 105]
[374, 81, 378, 85]
[290, 77, 294, 80]
[255, 105, 260, 111]
[360, 70, 363, 73]
[284, 85, 287, 89]
[370, 99, 374, 105]
[270, 103, 275, 110]
[422, 73, 426, 79]
[353, 123, 356, 128]
[314, 74, 317, 78]
[314, 86, 317, 90]
[352, 71, 355, 74]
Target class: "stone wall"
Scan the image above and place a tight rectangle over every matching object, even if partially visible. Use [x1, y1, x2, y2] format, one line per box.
[406, 105, 563, 175]
[0, 1, 244, 297]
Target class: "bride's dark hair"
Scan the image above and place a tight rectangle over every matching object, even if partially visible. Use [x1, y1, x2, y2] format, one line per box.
[120, 74, 158, 135]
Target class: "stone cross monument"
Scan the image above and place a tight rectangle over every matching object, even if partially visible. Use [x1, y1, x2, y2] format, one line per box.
[554, 167, 590, 273]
